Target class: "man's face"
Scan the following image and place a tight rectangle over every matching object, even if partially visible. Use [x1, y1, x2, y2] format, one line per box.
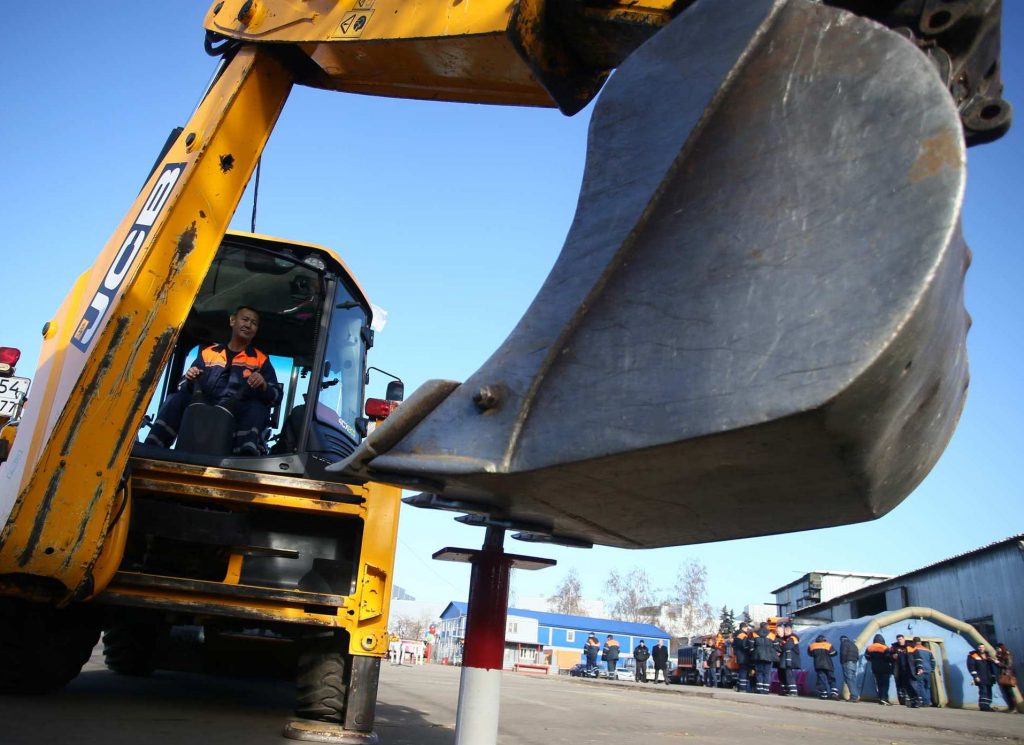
[896, 636, 905, 645]
[230, 308, 260, 344]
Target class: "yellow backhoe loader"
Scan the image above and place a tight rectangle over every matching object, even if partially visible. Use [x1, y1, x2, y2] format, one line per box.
[0, 0, 1010, 741]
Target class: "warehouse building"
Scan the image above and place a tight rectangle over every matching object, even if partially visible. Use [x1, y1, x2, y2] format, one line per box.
[772, 570, 893, 616]
[792, 534, 1024, 683]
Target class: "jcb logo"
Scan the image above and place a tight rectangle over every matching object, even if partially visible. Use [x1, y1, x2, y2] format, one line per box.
[72, 163, 185, 351]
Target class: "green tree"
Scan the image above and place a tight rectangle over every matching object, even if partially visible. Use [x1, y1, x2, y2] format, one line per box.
[718, 606, 736, 636]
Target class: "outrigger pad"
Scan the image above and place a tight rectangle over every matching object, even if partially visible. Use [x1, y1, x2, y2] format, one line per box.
[368, 0, 971, 548]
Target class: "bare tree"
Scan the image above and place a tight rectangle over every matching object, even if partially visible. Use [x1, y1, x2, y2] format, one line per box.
[390, 613, 433, 641]
[604, 566, 656, 622]
[547, 568, 586, 616]
[664, 559, 717, 638]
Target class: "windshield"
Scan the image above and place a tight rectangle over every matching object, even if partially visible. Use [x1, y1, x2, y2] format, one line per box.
[316, 283, 369, 443]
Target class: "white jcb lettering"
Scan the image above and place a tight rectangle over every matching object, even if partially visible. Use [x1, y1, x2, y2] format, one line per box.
[74, 293, 110, 347]
[137, 166, 182, 227]
[70, 162, 185, 352]
[104, 228, 147, 291]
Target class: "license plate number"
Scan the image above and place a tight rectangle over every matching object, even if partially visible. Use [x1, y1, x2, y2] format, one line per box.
[0, 375, 30, 417]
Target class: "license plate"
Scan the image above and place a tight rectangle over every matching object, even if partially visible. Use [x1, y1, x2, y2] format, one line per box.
[0, 375, 30, 418]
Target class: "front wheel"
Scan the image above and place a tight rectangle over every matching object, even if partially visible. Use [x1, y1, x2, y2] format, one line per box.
[295, 631, 350, 724]
[102, 615, 169, 676]
[0, 598, 101, 694]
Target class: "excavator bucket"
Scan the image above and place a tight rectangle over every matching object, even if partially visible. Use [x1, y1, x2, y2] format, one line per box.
[335, 0, 974, 548]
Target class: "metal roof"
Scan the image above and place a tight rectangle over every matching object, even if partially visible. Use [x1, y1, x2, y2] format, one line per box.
[794, 534, 1024, 614]
[442, 602, 670, 639]
[770, 570, 895, 595]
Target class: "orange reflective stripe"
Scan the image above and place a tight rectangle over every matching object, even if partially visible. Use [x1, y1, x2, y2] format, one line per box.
[201, 345, 228, 367]
[809, 642, 832, 652]
[200, 344, 267, 370]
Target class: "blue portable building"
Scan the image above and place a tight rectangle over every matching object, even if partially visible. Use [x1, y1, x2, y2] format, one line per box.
[436, 601, 671, 672]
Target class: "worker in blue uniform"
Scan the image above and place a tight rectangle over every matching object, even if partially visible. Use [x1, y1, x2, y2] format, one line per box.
[146, 305, 281, 455]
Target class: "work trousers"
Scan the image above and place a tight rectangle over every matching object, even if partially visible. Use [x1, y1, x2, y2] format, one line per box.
[871, 671, 892, 702]
[999, 683, 1016, 710]
[636, 664, 648, 682]
[816, 670, 838, 699]
[778, 667, 799, 696]
[910, 675, 932, 707]
[978, 683, 994, 711]
[754, 662, 773, 694]
[895, 672, 910, 705]
[842, 661, 859, 701]
[738, 664, 754, 692]
[606, 659, 618, 676]
[148, 389, 269, 455]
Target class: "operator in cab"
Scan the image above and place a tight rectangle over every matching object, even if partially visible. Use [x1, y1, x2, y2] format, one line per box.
[146, 305, 281, 455]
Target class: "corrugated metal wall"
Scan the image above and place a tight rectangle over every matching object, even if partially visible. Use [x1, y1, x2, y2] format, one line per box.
[800, 542, 1024, 685]
[895, 543, 1024, 684]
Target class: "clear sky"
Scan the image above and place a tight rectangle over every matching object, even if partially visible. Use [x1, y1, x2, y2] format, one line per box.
[1, 3, 1021, 618]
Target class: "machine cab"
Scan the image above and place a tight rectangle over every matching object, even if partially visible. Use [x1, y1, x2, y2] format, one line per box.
[134, 231, 379, 480]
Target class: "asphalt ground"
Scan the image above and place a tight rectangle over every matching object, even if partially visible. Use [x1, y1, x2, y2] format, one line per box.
[1, 650, 1021, 744]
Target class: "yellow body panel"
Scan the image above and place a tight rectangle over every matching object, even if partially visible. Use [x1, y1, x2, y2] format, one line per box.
[102, 457, 401, 659]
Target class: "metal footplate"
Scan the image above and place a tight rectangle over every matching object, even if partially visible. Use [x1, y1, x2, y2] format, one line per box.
[283, 720, 379, 744]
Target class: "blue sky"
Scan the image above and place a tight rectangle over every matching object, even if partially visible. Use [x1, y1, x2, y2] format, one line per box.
[1, 3, 1021, 616]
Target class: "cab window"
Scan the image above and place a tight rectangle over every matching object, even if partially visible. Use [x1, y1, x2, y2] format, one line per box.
[316, 288, 369, 444]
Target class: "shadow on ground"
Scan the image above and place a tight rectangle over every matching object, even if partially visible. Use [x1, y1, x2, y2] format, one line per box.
[0, 667, 449, 745]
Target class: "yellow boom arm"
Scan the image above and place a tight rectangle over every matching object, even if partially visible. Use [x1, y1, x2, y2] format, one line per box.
[0, 0, 679, 604]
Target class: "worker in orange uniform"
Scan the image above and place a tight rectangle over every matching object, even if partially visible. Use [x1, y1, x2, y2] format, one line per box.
[146, 305, 280, 455]
[776, 624, 801, 696]
[733, 624, 754, 693]
[864, 634, 894, 705]
[808, 635, 839, 700]
[602, 635, 621, 678]
[968, 644, 999, 712]
[750, 622, 778, 694]
[908, 637, 936, 707]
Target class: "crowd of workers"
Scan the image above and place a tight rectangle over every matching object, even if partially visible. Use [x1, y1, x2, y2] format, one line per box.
[717, 622, 1019, 711]
[587, 620, 1018, 712]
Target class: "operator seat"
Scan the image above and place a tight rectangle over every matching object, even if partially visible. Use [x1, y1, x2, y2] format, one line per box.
[174, 400, 235, 456]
